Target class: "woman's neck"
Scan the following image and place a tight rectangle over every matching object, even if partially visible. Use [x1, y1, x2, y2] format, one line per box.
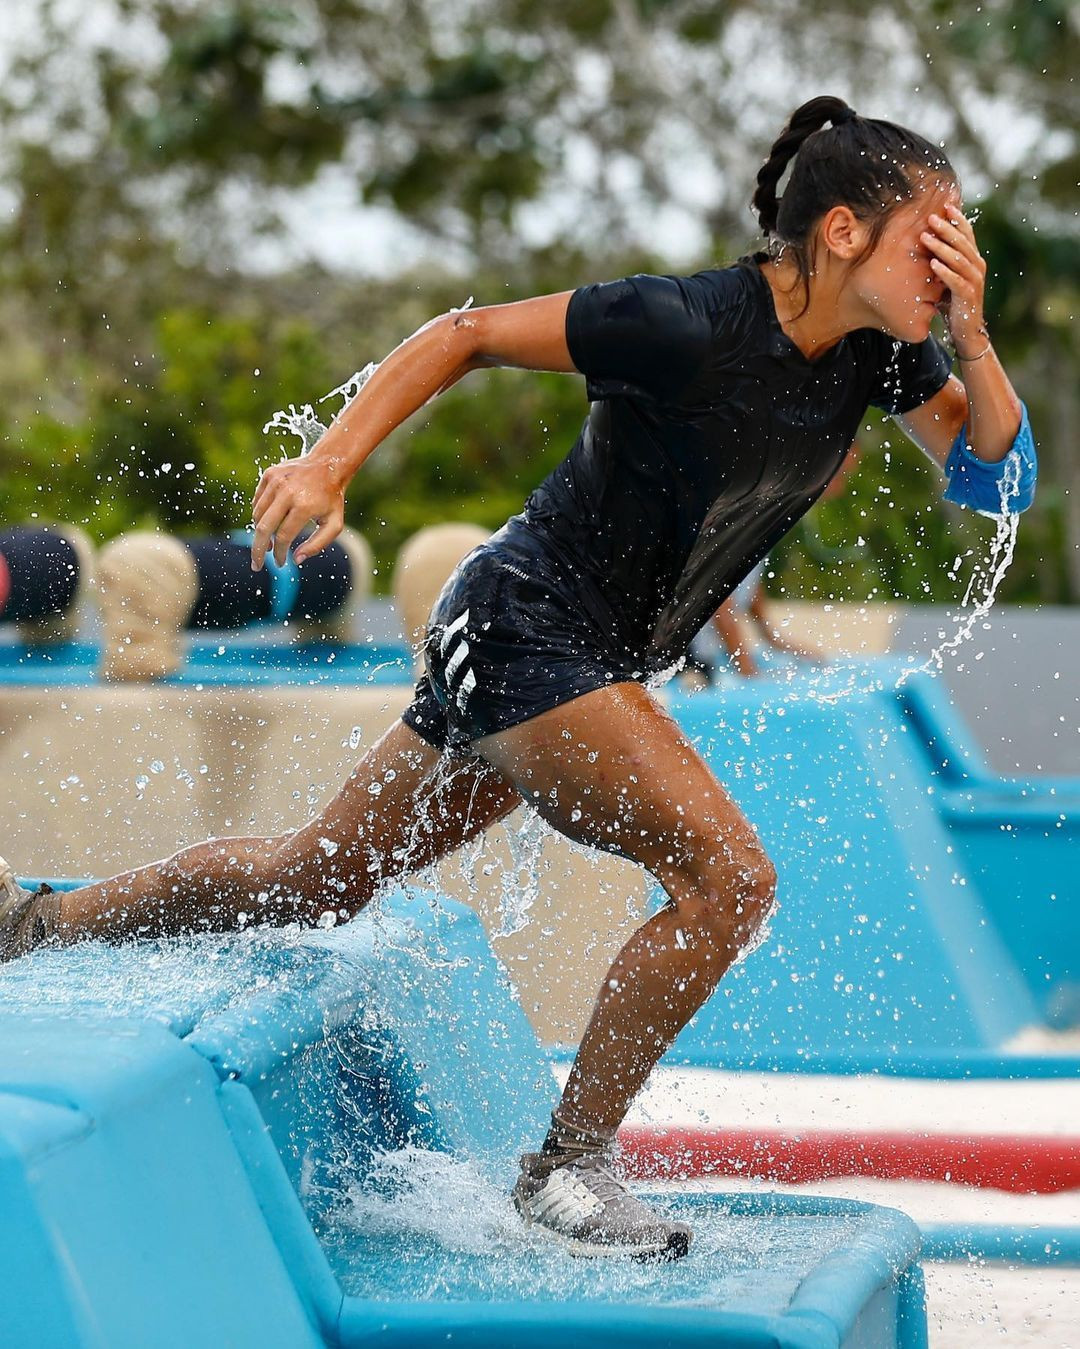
[759, 254, 863, 363]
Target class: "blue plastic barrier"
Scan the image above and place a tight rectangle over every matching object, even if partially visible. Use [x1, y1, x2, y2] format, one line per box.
[659, 660, 1057, 1066]
[937, 784, 1080, 1028]
[0, 637, 411, 686]
[896, 668, 1080, 1027]
[920, 1224, 1080, 1265]
[0, 889, 930, 1349]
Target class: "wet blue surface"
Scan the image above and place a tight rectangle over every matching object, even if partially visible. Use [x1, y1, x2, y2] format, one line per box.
[320, 1175, 865, 1312]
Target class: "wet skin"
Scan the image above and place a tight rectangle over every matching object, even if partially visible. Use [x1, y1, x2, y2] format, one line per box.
[58, 681, 775, 1138]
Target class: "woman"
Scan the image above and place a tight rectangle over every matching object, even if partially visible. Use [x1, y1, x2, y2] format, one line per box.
[1, 95, 1037, 1260]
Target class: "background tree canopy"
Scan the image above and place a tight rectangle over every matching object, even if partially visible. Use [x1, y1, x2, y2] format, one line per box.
[0, 0, 1076, 602]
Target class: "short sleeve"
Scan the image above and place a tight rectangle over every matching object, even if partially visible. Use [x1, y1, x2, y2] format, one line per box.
[867, 333, 953, 415]
[565, 273, 717, 404]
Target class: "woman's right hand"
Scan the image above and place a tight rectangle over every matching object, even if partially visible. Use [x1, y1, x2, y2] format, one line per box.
[250, 456, 346, 570]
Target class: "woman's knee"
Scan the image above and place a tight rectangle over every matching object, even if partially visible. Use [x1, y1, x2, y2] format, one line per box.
[664, 838, 778, 954]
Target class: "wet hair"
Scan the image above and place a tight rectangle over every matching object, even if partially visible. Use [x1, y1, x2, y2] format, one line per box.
[751, 95, 957, 317]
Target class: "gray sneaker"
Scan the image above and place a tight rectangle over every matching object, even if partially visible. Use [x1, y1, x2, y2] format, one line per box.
[0, 857, 59, 962]
[512, 1150, 692, 1260]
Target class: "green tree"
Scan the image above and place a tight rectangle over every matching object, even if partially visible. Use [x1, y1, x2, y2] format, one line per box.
[0, 0, 1075, 601]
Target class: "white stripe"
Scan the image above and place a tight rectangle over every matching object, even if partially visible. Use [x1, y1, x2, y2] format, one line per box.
[444, 636, 470, 686]
[455, 667, 477, 712]
[439, 608, 470, 656]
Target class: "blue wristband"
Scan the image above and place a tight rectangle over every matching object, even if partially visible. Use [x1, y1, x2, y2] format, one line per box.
[943, 401, 1038, 516]
[230, 529, 301, 623]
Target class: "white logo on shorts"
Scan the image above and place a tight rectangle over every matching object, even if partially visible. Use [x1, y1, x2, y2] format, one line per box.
[440, 608, 477, 713]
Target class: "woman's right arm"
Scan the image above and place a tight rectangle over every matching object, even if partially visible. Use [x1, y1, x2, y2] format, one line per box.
[251, 291, 576, 569]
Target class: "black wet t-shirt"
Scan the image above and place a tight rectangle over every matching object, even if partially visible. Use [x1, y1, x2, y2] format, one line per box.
[514, 250, 952, 671]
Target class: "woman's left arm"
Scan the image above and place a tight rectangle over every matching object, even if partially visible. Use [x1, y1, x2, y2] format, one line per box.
[895, 202, 1024, 471]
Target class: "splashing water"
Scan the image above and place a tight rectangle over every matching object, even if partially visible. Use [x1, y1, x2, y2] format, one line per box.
[320, 1146, 865, 1309]
[795, 444, 1024, 709]
[895, 450, 1022, 688]
[262, 297, 475, 457]
[495, 808, 549, 938]
[786, 325, 1022, 707]
[263, 365, 379, 456]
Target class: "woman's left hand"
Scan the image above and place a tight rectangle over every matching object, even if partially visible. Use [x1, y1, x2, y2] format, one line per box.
[923, 202, 988, 356]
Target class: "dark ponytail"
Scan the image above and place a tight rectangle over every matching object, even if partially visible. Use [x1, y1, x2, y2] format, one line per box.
[752, 95, 957, 316]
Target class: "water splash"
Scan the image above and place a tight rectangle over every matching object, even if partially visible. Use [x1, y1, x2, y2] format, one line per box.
[263, 365, 379, 456]
[262, 296, 476, 457]
[790, 449, 1024, 709]
[895, 449, 1022, 688]
[323, 1146, 862, 1309]
[495, 808, 549, 938]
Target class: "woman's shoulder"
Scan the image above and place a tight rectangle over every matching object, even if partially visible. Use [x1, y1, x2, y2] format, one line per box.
[678, 254, 761, 320]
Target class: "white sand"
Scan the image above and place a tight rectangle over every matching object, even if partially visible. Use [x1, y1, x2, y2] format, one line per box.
[924, 1263, 1080, 1347]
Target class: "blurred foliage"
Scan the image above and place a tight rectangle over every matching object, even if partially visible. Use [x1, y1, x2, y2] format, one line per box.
[0, 0, 1076, 603]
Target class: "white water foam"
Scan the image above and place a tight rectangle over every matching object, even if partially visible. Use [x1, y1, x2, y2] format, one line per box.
[262, 364, 379, 456]
[262, 296, 475, 456]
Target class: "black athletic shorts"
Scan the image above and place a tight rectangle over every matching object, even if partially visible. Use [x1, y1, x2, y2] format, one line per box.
[401, 521, 642, 754]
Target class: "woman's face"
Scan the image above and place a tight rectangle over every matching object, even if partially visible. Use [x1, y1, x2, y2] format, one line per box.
[847, 176, 961, 342]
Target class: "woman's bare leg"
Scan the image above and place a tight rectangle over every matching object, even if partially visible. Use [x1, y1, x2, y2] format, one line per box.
[56, 720, 520, 942]
[476, 681, 777, 1138]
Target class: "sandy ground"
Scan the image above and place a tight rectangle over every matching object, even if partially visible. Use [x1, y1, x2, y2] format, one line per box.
[552, 1065, 1080, 1347]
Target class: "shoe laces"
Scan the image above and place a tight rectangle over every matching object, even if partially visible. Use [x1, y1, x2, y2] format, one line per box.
[564, 1153, 633, 1207]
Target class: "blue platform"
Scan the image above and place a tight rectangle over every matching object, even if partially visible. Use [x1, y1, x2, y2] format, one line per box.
[0, 891, 930, 1349]
[0, 636, 411, 686]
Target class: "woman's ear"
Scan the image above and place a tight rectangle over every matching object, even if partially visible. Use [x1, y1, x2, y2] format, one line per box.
[819, 205, 864, 261]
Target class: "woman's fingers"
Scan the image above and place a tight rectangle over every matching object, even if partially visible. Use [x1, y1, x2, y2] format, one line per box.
[250, 459, 345, 569]
[272, 506, 314, 568]
[294, 511, 344, 566]
[929, 259, 969, 302]
[923, 228, 977, 283]
[925, 206, 986, 339]
[251, 492, 293, 571]
[944, 202, 979, 244]
[252, 480, 281, 528]
[252, 469, 279, 515]
[927, 210, 985, 280]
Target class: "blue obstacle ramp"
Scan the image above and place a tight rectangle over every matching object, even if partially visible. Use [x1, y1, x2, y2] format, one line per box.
[0, 1017, 326, 1349]
[661, 659, 1043, 1066]
[0, 888, 930, 1348]
[895, 668, 1080, 1028]
[0, 890, 555, 1185]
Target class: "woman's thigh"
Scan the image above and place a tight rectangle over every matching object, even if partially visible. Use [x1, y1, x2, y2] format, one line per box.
[474, 682, 776, 923]
[277, 719, 522, 902]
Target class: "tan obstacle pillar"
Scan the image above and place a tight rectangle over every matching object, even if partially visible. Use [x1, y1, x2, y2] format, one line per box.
[98, 531, 199, 681]
[392, 523, 490, 670]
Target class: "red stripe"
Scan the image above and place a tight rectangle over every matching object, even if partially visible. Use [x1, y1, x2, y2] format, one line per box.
[618, 1126, 1080, 1194]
